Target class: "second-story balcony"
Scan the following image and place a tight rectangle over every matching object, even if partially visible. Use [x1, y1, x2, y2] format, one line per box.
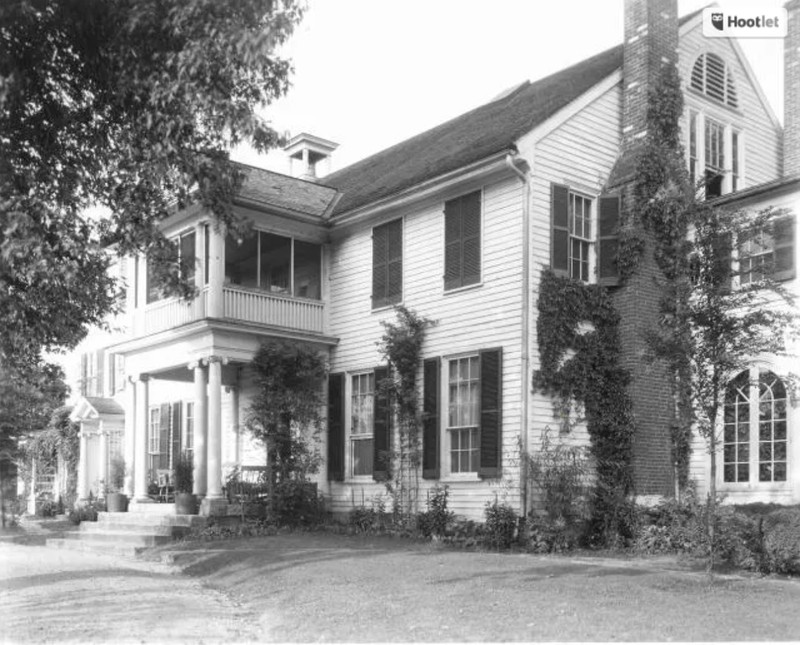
[129, 218, 329, 340]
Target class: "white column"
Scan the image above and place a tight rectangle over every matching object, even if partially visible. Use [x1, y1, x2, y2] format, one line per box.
[229, 386, 240, 467]
[27, 456, 37, 514]
[77, 430, 89, 502]
[98, 425, 109, 497]
[208, 225, 224, 318]
[123, 377, 136, 497]
[133, 375, 151, 502]
[206, 356, 224, 499]
[191, 362, 208, 496]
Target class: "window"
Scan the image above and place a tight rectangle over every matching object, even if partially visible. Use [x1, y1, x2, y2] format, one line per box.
[146, 229, 197, 304]
[350, 373, 375, 477]
[225, 231, 321, 299]
[686, 113, 744, 199]
[705, 118, 725, 198]
[723, 368, 789, 485]
[372, 219, 402, 308]
[551, 184, 595, 283]
[444, 191, 481, 291]
[690, 53, 738, 108]
[148, 406, 162, 477]
[738, 216, 796, 284]
[447, 356, 480, 473]
[184, 402, 194, 455]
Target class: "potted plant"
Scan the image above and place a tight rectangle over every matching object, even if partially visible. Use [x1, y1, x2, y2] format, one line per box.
[106, 456, 128, 512]
[174, 451, 197, 515]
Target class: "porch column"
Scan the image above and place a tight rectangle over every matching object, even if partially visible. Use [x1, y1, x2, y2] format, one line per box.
[27, 455, 37, 514]
[206, 356, 224, 500]
[123, 377, 136, 497]
[77, 430, 89, 502]
[227, 386, 241, 467]
[133, 374, 151, 502]
[190, 362, 208, 497]
[98, 424, 109, 497]
[207, 225, 224, 318]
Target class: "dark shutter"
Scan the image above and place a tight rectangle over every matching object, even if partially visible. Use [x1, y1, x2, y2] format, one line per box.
[444, 191, 481, 290]
[714, 231, 733, 292]
[159, 403, 171, 470]
[372, 219, 402, 308]
[478, 348, 502, 479]
[598, 194, 621, 286]
[327, 373, 345, 481]
[373, 366, 391, 481]
[551, 184, 570, 277]
[171, 401, 183, 466]
[422, 357, 440, 479]
[773, 216, 796, 281]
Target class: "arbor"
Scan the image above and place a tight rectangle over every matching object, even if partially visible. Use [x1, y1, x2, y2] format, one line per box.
[245, 341, 327, 511]
[1, 0, 304, 367]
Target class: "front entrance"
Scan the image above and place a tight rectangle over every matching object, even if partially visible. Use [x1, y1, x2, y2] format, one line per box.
[147, 401, 193, 490]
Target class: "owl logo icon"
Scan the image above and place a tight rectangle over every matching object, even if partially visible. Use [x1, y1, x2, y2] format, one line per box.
[711, 12, 724, 31]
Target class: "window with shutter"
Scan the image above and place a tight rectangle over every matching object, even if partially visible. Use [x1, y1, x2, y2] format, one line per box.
[350, 372, 375, 478]
[372, 219, 403, 308]
[444, 191, 481, 291]
[478, 348, 502, 479]
[551, 184, 596, 283]
[327, 373, 345, 481]
[372, 366, 391, 481]
[597, 195, 621, 286]
[171, 402, 183, 470]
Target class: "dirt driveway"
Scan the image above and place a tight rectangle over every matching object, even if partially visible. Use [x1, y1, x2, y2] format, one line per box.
[3, 532, 800, 642]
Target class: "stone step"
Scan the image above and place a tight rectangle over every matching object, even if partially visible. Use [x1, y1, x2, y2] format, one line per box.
[46, 537, 145, 558]
[79, 522, 190, 538]
[56, 530, 174, 547]
[96, 512, 207, 528]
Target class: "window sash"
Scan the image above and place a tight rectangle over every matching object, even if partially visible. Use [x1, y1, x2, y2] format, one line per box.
[447, 356, 480, 473]
[567, 192, 593, 282]
[350, 372, 375, 477]
[450, 427, 479, 473]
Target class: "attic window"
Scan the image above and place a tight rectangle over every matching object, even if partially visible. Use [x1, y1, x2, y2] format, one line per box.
[690, 53, 738, 109]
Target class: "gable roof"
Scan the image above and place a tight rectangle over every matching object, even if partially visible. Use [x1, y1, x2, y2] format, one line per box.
[324, 10, 702, 217]
[235, 163, 340, 218]
[70, 397, 124, 422]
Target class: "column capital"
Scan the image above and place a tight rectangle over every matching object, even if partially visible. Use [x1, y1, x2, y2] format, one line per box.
[204, 355, 229, 366]
[128, 373, 151, 384]
[188, 361, 202, 371]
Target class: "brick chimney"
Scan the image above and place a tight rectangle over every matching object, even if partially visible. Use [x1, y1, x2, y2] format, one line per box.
[785, 0, 800, 177]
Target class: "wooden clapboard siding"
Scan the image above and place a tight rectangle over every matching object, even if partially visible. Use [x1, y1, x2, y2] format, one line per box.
[521, 84, 623, 480]
[679, 23, 781, 188]
[326, 176, 524, 519]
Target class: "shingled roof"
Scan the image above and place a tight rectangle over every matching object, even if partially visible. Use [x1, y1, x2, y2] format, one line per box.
[324, 11, 701, 217]
[235, 162, 340, 218]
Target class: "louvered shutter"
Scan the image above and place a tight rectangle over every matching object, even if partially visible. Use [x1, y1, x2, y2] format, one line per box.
[714, 231, 733, 292]
[444, 198, 462, 290]
[462, 192, 481, 287]
[598, 195, 621, 286]
[159, 403, 171, 470]
[551, 184, 570, 277]
[171, 402, 183, 467]
[327, 373, 345, 481]
[773, 216, 796, 281]
[372, 220, 403, 308]
[422, 357, 440, 479]
[373, 366, 391, 481]
[478, 348, 502, 479]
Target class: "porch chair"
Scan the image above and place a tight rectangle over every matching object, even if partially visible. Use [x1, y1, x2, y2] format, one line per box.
[156, 469, 174, 503]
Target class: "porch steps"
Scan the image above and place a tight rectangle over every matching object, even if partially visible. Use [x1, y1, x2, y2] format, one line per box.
[45, 510, 207, 557]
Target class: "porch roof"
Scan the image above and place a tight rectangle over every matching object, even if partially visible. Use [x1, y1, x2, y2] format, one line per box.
[70, 397, 124, 423]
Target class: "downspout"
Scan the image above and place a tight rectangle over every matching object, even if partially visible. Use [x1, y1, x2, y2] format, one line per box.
[505, 153, 530, 521]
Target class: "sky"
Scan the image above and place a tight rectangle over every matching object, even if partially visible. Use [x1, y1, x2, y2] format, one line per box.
[232, 0, 787, 176]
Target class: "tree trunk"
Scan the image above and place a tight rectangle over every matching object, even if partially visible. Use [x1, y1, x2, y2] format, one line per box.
[707, 416, 718, 576]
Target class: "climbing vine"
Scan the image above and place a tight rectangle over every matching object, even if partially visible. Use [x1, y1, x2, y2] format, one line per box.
[377, 305, 435, 518]
[533, 270, 636, 543]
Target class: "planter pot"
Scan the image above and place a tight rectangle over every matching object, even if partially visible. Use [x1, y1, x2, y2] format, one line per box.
[106, 492, 129, 513]
[174, 493, 198, 515]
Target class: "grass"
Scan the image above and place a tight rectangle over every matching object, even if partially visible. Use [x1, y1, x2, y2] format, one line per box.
[146, 532, 800, 642]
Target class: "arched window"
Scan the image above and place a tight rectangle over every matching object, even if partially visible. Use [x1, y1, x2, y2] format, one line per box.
[691, 53, 738, 108]
[723, 368, 789, 484]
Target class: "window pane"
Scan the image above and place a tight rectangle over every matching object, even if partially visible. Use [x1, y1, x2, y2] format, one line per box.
[260, 232, 291, 293]
[293, 240, 321, 299]
[774, 462, 787, 481]
[225, 233, 258, 288]
[352, 438, 374, 476]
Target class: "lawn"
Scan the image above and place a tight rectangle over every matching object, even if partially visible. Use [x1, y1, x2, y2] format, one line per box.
[147, 532, 800, 642]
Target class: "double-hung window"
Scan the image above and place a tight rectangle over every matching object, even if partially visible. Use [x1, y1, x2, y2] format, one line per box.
[447, 356, 481, 473]
[704, 118, 725, 199]
[350, 373, 375, 477]
[148, 407, 162, 476]
[738, 217, 796, 284]
[184, 402, 194, 456]
[569, 192, 593, 283]
[551, 184, 596, 283]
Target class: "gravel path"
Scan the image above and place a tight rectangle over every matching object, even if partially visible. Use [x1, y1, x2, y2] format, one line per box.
[0, 542, 259, 644]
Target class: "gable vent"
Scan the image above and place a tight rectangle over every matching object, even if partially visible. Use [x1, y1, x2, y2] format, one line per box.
[691, 53, 738, 109]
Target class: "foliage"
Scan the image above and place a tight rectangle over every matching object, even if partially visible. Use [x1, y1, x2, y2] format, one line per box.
[67, 499, 103, 525]
[527, 516, 585, 553]
[108, 456, 126, 494]
[173, 451, 193, 494]
[1, 0, 304, 368]
[188, 517, 279, 542]
[416, 485, 453, 538]
[377, 305, 435, 516]
[483, 498, 517, 550]
[533, 270, 635, 545]
[273, 480, 325, 527]
[245, 340, 326, 514]
[758, 509, 800, 575]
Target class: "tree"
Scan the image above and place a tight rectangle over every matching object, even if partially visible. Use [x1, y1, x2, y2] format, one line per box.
[245, 341, 326, 512]
[1, 0, 304, 368]
[646, 198, 798, 570]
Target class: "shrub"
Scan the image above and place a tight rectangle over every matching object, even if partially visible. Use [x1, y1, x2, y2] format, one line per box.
[349, 505, 378, 533]
[527, 515, 585, 553]
[273, 480, 324, 526]
[760, 508, 800, 575]
[417, 485, 453, 538]
[484, 499, 517, 550]
[173, 451, 193, 494]
[67, 503, 99, 525]
[36, 498, 58, 518]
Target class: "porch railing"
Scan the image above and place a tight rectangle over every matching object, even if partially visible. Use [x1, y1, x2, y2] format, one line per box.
[142, 287, 208, 335]
[223, 286, 325, 334]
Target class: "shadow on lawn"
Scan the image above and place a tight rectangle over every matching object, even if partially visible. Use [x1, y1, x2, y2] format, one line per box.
[1, 567, 173, 593]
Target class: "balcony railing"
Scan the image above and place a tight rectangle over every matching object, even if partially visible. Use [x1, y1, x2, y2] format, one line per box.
[223, 286, 325, 334]
[138, 285, 324, 336]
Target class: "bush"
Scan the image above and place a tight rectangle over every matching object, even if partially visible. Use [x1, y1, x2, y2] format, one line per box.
[67, 503, 99, 525]
[484, 499, 517, 550]
[349, 505, 379, 533]
[417, 485, 453, 539]
[36, 498, 58, 518]
[273, 480, 324, 526]
[760, 508, 800, 575]
[527, 515, 585, 553]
